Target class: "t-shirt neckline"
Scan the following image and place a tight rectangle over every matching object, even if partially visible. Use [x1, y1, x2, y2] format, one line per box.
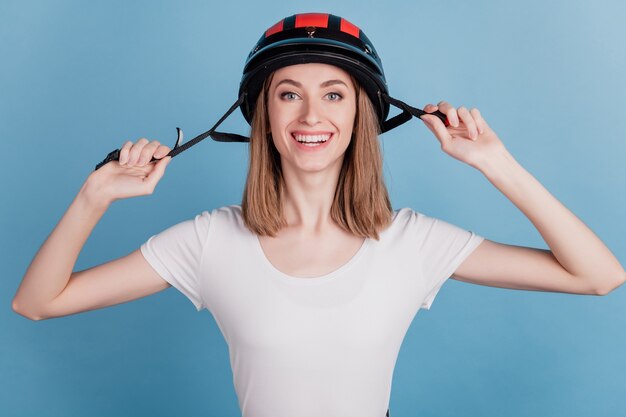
[253, 233, 371, 284]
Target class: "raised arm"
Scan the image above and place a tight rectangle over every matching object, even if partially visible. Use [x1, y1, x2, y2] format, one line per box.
[12, 139, 172, 320]
[420, 102, 626, 295]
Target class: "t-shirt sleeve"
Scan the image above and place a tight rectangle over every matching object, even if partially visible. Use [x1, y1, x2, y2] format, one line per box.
[139, 211, 211, 312]
[412, 210, 485, 311]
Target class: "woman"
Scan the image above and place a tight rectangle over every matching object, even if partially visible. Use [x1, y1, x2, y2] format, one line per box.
[12, 12, 625, 417]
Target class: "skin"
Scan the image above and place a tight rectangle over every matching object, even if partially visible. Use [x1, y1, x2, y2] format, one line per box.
[420, 101, 625, 294]
[259, 64, 365, 277]
[12, 63, 625, 321]
[266, 63, 357, 231]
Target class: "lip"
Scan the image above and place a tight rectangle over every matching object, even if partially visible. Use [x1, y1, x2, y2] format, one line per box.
[290, 132, 334, 152]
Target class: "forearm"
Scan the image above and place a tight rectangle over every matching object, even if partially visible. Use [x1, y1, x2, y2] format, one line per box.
[13, 180, 110, 317]
[478, 147, 626, 290]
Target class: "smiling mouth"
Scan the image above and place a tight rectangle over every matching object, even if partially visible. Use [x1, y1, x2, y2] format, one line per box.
[291, 133, 333, 147]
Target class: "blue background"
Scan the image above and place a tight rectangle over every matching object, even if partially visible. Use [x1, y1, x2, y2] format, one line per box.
[2, 0, 625, 416]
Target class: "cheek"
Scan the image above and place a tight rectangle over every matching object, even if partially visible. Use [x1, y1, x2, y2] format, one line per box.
[268, 115, 284, 141]
[342, 107, 357, 135]
[344, 97, 357, 124]
[268, 109, 295, 142]
[267, 101, 284, 129]
[267, 117, 289, 153]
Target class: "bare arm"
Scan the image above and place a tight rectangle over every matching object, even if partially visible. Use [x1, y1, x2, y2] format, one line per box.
[12, 138, 172, 320]
[453, 152, 625, 295]
[421, 102, 626, 295]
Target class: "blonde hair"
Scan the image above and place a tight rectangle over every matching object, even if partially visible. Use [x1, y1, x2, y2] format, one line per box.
[241, 71, 393, 240]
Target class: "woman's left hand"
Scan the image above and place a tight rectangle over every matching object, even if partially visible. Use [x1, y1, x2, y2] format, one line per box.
[420, 101, 507, 171]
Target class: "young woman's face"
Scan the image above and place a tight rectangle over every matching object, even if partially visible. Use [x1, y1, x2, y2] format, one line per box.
[266, 63, 357, 174]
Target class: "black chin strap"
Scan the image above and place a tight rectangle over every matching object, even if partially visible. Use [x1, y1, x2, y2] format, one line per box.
[95, 91, 448, 170]
[95, 93, 247, 170]
[380, 92, 449, 132]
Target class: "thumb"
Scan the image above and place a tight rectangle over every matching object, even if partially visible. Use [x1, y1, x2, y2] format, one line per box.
[144, 156, 171, 190]
[422, 114, 453, 149]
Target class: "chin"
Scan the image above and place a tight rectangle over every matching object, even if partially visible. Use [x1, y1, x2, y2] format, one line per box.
[288, 157, 345, 176]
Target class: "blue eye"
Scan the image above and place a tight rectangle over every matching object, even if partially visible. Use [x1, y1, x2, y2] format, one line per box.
[280, 92, 299, 100]
[326, 92, 343, 101]
[279, 91, 343, 101]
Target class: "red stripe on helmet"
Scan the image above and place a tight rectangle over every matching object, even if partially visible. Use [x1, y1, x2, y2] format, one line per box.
[295, 13, 329, 29]
[340, 18, 360, 38]
[265, 19, 284, 37]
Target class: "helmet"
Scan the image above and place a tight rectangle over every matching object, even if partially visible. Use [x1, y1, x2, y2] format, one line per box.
[239, 13, 390, 130]
[95, 12, 448, 170]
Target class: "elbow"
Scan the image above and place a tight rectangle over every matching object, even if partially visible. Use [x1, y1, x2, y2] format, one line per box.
[594, 270, 626, 296]
[12, 298, 44, 321]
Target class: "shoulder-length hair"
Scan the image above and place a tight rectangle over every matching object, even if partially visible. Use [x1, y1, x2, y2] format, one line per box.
[241, 71, 393, 240]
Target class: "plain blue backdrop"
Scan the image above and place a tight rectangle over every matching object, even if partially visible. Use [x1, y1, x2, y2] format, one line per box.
[2, 1, 625, 416]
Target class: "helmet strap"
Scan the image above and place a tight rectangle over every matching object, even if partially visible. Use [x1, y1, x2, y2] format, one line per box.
[94, 92, 248, 170]
[95, 90, 450, 170]
[380, 92, 449, 133]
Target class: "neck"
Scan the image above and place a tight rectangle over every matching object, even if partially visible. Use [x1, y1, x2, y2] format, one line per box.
[280, 159, 343, 234]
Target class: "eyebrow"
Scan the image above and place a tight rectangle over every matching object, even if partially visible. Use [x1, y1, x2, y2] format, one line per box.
[274, 79, 349, 89]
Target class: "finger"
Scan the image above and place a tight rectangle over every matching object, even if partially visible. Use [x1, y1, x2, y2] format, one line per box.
[137, 140, 161, 166]
[422, 104, 443, 122]
[422, 113, 453, 149]
[127, 138, 150, 166]
[437, 100, 459, 127]
[118, 141, 133, 165]
[144, 156, 171, 193]
[154, 144, 172, 159]
[470, 108, 487, 134]
[458, 106, 479, 140]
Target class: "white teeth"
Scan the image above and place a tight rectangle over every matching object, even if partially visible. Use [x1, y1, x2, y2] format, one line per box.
[293, 134, 331, 143]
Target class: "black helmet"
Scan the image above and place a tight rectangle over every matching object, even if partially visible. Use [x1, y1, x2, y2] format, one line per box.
[239, 13, 390, 129]
[95, 12, 447, 170]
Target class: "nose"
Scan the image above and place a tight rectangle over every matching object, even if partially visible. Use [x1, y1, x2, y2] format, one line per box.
[299, 96, 322, 126]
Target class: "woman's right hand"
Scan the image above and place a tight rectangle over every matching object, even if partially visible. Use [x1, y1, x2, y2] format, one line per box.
[82, 138, 172, 206]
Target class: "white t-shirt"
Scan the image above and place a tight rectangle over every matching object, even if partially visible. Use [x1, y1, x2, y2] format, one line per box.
[140, 205, 484, 417]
